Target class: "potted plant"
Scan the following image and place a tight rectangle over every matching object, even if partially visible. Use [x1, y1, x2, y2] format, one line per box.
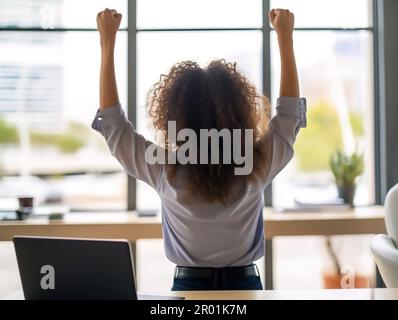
[329, 149, 364, 207]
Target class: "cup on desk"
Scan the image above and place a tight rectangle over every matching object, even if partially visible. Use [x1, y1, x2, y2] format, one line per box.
[16, 196, 34, 220]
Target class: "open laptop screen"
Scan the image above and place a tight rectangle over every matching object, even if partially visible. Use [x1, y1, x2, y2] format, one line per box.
[13, 236, 137, 300]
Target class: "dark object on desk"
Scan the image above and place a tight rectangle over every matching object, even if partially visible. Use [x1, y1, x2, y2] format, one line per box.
[16, 196, 35, 220]
[137, 209, 159, 217]
[16, 209, 31, 221]
[18, 197, 34, 210]
[13, 236, 184, 300]
[48, 213, 64, 220]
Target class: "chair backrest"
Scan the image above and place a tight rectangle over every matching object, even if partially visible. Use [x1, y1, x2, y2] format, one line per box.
[370, 234, 398, 288]
[385, 184, 398, 244]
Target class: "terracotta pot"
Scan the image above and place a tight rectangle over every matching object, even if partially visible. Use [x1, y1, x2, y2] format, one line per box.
[322, 272, 371, 289]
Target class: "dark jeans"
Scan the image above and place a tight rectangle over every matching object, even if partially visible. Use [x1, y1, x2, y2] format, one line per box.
[171, 267, 263, 291]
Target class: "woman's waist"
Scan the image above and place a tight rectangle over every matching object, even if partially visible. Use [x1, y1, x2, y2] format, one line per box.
[174, 264, 260, 280]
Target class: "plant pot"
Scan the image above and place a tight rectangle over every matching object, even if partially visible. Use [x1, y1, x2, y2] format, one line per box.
[322, 272, 371, 289]
[337, 184, 356, 207]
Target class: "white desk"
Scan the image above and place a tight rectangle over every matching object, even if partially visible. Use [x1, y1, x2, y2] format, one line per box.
[0, 206, 386, 289]
[0, 206, 385, 240]
[3, 289, 398, 300]
[172, 289, 398, 300]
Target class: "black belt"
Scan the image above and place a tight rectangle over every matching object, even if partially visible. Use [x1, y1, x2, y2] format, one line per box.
[174, 264, 259, 280]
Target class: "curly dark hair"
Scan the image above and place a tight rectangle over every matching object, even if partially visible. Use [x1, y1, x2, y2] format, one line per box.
[147, 60, 271, 203]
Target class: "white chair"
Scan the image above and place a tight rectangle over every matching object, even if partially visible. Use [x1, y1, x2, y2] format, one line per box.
[370, 184, 398, 288]
[384, 184, 398, 243]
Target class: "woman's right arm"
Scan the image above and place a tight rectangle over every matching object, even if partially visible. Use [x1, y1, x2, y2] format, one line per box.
[93, 9, 163, 190]
[97, 8, 122, 110]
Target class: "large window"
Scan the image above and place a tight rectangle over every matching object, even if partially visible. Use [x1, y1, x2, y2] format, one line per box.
[136, 0, 262, 209]
[270, 0, 375, 207]
[0, 0, 376, 211]
[0, 0, 128, 210]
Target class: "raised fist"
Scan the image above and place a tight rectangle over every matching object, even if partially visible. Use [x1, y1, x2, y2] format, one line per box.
[97, 8, 122, 47]
[269, 9, 295, 39]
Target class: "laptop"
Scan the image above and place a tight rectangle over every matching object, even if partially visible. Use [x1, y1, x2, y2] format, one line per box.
[13, 236, 184, 300]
